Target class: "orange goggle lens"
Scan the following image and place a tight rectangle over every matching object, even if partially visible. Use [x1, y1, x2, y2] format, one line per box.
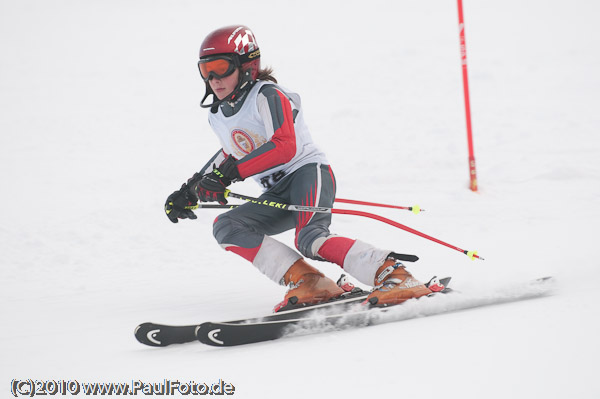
[198, 58, 236, 81]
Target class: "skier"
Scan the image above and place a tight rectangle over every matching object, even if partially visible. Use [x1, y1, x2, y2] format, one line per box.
[165, 25, 432, 309]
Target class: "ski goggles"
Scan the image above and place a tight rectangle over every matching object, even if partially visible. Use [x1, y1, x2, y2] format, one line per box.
[198, 55, 239, 82]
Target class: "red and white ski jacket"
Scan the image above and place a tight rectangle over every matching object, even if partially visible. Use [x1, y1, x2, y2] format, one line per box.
[203, 81, 328, 190]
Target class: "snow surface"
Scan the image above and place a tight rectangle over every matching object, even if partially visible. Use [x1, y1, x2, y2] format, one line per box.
[1, 0, 599, 398]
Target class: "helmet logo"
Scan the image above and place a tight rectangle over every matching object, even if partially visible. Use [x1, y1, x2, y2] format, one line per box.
[228, 27, 257, 56]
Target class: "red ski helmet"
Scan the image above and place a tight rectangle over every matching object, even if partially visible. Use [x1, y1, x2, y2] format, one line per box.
[199, 25, 261, 80]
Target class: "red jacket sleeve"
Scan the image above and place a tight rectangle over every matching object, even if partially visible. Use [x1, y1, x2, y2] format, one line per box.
[235, 86, 297, 179]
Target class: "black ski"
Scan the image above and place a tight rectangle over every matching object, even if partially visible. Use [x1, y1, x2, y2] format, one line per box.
[134, 287, 370, 347]
[196, 308, 373, 347]
[195, 276, 554, 347]
[135, 276, 451, 347]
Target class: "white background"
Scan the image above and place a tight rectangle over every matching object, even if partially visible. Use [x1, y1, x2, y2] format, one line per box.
[1, 0, 599, 398]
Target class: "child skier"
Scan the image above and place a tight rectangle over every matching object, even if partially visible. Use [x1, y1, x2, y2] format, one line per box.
[165, 25, 432, 308]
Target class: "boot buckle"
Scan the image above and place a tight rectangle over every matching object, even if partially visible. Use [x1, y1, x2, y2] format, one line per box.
[375, 261, 405, 284]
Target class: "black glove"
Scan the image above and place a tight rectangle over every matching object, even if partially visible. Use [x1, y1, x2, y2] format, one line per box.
[218, 155, 242, 182]
[190, 169, 230, 205]
[164, 183, 198, 223]
[188, 156, 240, 205]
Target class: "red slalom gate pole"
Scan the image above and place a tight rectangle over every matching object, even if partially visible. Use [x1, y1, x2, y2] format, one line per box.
[457, 0, 478, 192]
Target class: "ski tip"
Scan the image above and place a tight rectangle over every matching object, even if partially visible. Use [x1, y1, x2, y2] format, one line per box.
[134, 322, 199, 347]
[134, 322, 163, 347]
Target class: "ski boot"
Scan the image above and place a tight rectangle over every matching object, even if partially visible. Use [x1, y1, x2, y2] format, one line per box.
[366, 258, 432, 306]
[274, 259, 345, 312]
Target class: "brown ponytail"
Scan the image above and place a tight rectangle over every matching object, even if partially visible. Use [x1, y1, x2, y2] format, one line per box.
[256, 67, 277, 83]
